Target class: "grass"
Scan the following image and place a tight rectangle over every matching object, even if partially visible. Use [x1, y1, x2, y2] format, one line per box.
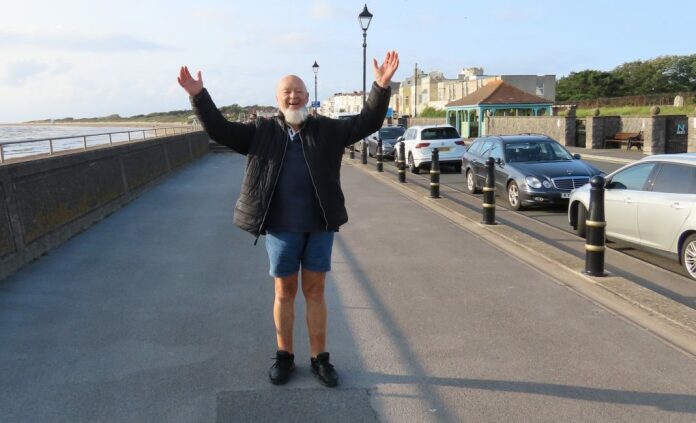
[571, 105, 696, 117]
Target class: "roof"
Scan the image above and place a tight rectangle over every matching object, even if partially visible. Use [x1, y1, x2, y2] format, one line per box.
[445, 80, 552, 107]
[640, 153, 696, 165]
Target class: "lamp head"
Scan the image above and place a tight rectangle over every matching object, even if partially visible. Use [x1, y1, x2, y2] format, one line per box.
[358, 4, 373, 31]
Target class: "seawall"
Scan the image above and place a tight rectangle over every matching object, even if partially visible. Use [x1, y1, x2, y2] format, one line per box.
[0, 131, 210, 281]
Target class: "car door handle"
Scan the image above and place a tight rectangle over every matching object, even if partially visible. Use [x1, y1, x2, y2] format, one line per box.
[671, 202, 686, 209]
[624, 198, 633, 204]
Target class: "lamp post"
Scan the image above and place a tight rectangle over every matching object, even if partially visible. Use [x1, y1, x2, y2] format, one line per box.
[414, 63, 418, 118]
[358, 4, 373, 164]
[312, 61, 319, 116]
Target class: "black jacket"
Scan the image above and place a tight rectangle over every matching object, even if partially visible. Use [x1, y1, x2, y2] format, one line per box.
[191, 82, 391, 238]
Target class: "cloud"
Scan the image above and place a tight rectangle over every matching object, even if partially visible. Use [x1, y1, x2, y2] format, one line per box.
[0, 60, 50, 85]
[0, 30, 175, 52]
[310, 0, 338, 19]
[493, 6, 541, 22]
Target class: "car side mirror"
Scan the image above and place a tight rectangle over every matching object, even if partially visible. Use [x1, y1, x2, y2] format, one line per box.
[573, 153, 581, 159]
[396, 136, 404, 142]
[495, 158, 503, 165]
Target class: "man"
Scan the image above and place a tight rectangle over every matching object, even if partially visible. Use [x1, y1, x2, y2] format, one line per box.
[177, 51, 399, 387]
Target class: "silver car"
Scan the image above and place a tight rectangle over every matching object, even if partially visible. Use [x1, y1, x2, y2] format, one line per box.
[365, 125, 405, 158]
[568, 153, 696, 280]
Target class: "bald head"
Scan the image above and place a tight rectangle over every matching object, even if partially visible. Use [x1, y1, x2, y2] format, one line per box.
[276, 75, 310, 126]
[276, 75, 309, 110]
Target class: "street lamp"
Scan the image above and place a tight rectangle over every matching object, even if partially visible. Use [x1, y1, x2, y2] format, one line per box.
[358, 3, 372, 163]
[414, 63, 418, 118]
[312, 61, 319, 115]
[359, 4, 372, 107]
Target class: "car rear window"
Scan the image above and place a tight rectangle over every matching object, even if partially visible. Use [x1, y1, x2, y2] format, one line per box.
[420, 127, 460, 140]
[379, 127, 405, 138]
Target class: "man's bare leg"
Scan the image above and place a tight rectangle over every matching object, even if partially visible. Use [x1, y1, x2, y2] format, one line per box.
[301, 268, 327, 356]
[274, 273, 298, 352]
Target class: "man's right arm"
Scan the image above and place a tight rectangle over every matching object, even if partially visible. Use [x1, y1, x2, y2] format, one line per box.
[178, 65, 254, 155]
[190, 89, 254, 155]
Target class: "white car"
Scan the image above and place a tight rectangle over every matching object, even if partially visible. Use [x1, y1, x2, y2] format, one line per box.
[568, 153, 696, 280]
[394, 125, 467, 174]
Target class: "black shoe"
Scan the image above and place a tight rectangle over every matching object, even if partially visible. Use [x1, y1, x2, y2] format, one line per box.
[310, 352, 338, 387]
[269, 350, 295, 385]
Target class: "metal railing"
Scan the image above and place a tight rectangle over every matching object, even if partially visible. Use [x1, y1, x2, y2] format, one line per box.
[0, 125, 202, 163]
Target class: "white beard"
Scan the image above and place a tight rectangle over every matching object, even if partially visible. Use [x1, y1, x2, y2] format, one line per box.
[284, 107, 309, 125]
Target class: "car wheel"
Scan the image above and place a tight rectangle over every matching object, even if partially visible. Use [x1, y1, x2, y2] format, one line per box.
[408, 153, 420, 174]
[681, 234, 696, 280]
[466, 169, 480, 194]
[507, 181, 523, 211]
[576, 203, 588, 238]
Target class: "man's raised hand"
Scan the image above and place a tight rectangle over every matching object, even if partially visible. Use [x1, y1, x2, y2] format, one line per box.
[373, 51, 400, 89]
[177, 66, 204, 97]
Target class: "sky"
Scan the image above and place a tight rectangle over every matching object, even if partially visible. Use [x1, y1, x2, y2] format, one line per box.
[1, 0, 695, 123]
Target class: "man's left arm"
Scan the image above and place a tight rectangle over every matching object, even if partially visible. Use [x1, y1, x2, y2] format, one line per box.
[343, 51, 400, 145]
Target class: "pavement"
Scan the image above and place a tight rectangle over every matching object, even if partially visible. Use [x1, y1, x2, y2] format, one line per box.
[1, 149, 696, 422]
[566, 145, 647, 164]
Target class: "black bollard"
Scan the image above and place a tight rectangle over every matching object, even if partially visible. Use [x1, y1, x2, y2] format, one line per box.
[376, 139, 383, 172]
[397, 142, 406, 183]
[482, 157, 496, 225]
[585, 175, 607, 276]
[430, 148, 440, 198]
[350, 144, 355, 159]
[361, 139, 368, 164]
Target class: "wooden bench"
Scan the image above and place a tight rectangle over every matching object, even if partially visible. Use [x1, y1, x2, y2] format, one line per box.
[604, 132, 643, 150]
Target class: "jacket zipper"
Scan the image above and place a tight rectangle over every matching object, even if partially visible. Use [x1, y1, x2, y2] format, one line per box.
[299, 132, 330, 231]
[255, 136, 289, 245]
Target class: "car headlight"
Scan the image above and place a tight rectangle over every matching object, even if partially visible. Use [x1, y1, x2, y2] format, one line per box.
[525, 176, 542, 189]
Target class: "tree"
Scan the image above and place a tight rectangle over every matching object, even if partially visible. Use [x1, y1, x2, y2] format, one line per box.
[419, 107, 445, 117]
[556, 70, 624, 101]
[662, 55, 696, 92]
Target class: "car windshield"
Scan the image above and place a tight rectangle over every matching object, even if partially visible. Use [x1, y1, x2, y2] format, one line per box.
[379, 127, 405, 139]
[420, 127, 460, 140]
[504, 141, 573, 162]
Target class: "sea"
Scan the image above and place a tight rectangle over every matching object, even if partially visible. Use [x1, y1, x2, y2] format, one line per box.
[0, 125, 158, 160]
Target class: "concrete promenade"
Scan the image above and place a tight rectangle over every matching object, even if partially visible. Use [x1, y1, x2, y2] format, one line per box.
[1, 152, 696, 422]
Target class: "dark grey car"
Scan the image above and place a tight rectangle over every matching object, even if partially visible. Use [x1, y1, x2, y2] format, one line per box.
[365, 126, 405, 159]
[461, 134, 603, 210]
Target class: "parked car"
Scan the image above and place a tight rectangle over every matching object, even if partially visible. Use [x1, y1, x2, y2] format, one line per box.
[461, 134, 603, 210]
[394, 125, 467, 174]
[365, 125, 405, 158]
[568, 153, 696, 280]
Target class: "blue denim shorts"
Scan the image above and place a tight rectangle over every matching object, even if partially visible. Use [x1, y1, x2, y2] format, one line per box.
[265, 231, 335, 277]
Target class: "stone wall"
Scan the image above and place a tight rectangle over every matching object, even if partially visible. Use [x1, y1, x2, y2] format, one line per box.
[403, 117, 446, 127]
[0, 131, 209, 281]
[486, 115, 692, 154]
[486, 116, 576, 146]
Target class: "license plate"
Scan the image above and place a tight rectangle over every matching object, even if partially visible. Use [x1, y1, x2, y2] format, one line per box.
[436, 147, 451, 152]
[561, 193, 570, 199]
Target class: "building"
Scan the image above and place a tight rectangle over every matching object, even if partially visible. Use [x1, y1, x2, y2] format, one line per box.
[444, 80, 553, 137]
[323, 81, 401, 118]
[398, 67, 555, 116]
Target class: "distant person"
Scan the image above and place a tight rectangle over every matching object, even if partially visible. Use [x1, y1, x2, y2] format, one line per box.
[248, 112, 257, 124]
[177, 51, 399, 387]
